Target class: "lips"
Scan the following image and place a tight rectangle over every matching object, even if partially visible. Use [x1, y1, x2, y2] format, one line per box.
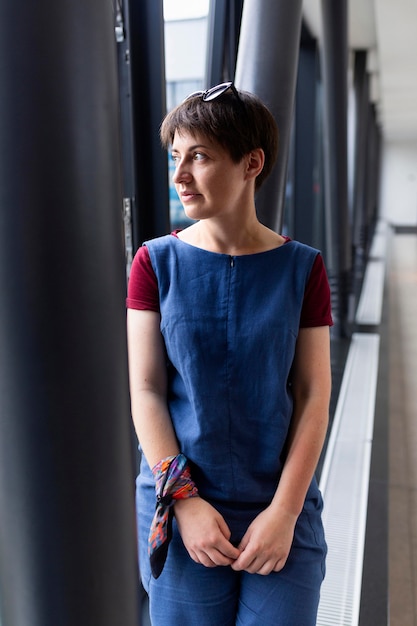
[180, 191, 200, 201]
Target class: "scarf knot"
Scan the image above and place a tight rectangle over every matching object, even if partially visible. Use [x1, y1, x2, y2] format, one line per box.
[148, 453, 198, 578]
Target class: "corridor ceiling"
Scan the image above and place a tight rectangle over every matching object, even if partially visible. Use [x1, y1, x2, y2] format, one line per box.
[303, 0, 417, 143]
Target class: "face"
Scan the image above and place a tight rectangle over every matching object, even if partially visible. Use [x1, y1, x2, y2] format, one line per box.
[170, 129, 250, 221]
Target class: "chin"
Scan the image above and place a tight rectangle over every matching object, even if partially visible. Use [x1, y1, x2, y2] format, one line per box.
[182, 207, 207, 221]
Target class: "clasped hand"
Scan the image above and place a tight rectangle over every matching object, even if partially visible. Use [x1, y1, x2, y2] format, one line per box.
[174, 497, 297, 575]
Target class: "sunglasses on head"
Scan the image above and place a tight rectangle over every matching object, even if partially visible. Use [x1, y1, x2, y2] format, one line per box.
[184, 81, 244, 106]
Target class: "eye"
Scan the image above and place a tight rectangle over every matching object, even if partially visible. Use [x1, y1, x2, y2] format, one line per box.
[193, 151, 206, 161]
[171, 153, 180, 165]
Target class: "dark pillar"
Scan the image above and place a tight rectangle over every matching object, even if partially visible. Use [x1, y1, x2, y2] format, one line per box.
[352, 51, 370, 257]
[320, 0, 351, 336]
[0, 1, 140, 625]
[374, 112, 382, 220]
[366, 106, 382, 233]
[293, 33, 321, 247]
[235, 0, 303, 232]
[206, 0, 244, 85]
[125, 0, 170, 248]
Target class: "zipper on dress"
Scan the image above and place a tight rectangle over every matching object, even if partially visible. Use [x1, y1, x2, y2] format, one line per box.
[230, 256, 235, 268]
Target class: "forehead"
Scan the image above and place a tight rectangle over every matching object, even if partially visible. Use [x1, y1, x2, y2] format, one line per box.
[171, 129, 222, 152]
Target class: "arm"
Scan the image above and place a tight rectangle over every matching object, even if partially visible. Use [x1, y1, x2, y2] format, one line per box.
[127, 308, 240, 566]
[232, 325, 331, 575]
[127, 308, 179, 466]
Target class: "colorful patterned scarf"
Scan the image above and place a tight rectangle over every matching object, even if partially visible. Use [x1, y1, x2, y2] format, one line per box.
[148, 453, 199, 578]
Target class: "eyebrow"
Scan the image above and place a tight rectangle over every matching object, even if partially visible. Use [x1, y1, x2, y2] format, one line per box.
[171, 143, 211, 153]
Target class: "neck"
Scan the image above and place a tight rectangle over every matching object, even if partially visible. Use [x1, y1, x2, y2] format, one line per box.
[180, 215, 284, 256]
[198, 217, 261, 254]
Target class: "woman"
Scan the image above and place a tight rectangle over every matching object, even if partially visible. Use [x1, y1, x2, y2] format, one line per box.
[126, 83, 332, 625]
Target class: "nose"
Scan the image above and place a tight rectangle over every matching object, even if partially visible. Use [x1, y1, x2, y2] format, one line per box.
[172, 159, 192, 184]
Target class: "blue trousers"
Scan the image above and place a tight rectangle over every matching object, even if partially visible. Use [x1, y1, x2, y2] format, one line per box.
[137, 481, 326, 626]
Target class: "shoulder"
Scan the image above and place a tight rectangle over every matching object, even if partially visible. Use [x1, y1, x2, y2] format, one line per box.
[284, 237, 320, 256]
[282, 238, 321, 273]
[144, 232, 176, 252]
[127, 233, 180, 310]
[142, 232, 181, 270]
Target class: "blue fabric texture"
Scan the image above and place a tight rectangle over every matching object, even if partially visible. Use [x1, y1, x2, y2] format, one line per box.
[137, 480, 326, 626]
[136, 235, 327, 623]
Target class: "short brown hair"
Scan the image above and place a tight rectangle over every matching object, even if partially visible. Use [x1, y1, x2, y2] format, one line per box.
[160, 88, 279, 190]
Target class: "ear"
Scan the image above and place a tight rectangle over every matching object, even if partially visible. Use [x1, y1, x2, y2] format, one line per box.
[244, 148, 265, 182]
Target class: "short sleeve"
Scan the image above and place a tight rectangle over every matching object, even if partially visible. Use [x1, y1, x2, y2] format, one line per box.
[300, 254, 333, 327]
[126, 245, 160, 312]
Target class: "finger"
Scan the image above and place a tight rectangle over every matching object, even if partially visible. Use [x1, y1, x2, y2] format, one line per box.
[236, 531, 250, 552]
[216, 519, 242, 558]
[216, 515, 233, 541]
[256, 555, 288, 575]
[272, 557, 287, 573]
[231, 550, 257, 572]
[213, 525, 241, 560]
[207, 552, 236, 567]
[217, 539, 241, 561]
[198, 554, 219, 568]
[189, 538, 239, 567]
[255, 561, 276, 576]
[198, 548, 238, 568]
[206, 537, 241, 565]
[189, 549, 217, 568]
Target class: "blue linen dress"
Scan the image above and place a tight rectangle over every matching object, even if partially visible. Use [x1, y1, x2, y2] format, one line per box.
[135, 235, 327, 623]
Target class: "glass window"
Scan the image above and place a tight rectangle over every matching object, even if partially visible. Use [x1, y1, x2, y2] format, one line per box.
[164, 1, 210, 228]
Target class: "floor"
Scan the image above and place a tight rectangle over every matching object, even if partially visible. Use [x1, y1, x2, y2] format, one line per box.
[388, 232, 417, 626]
